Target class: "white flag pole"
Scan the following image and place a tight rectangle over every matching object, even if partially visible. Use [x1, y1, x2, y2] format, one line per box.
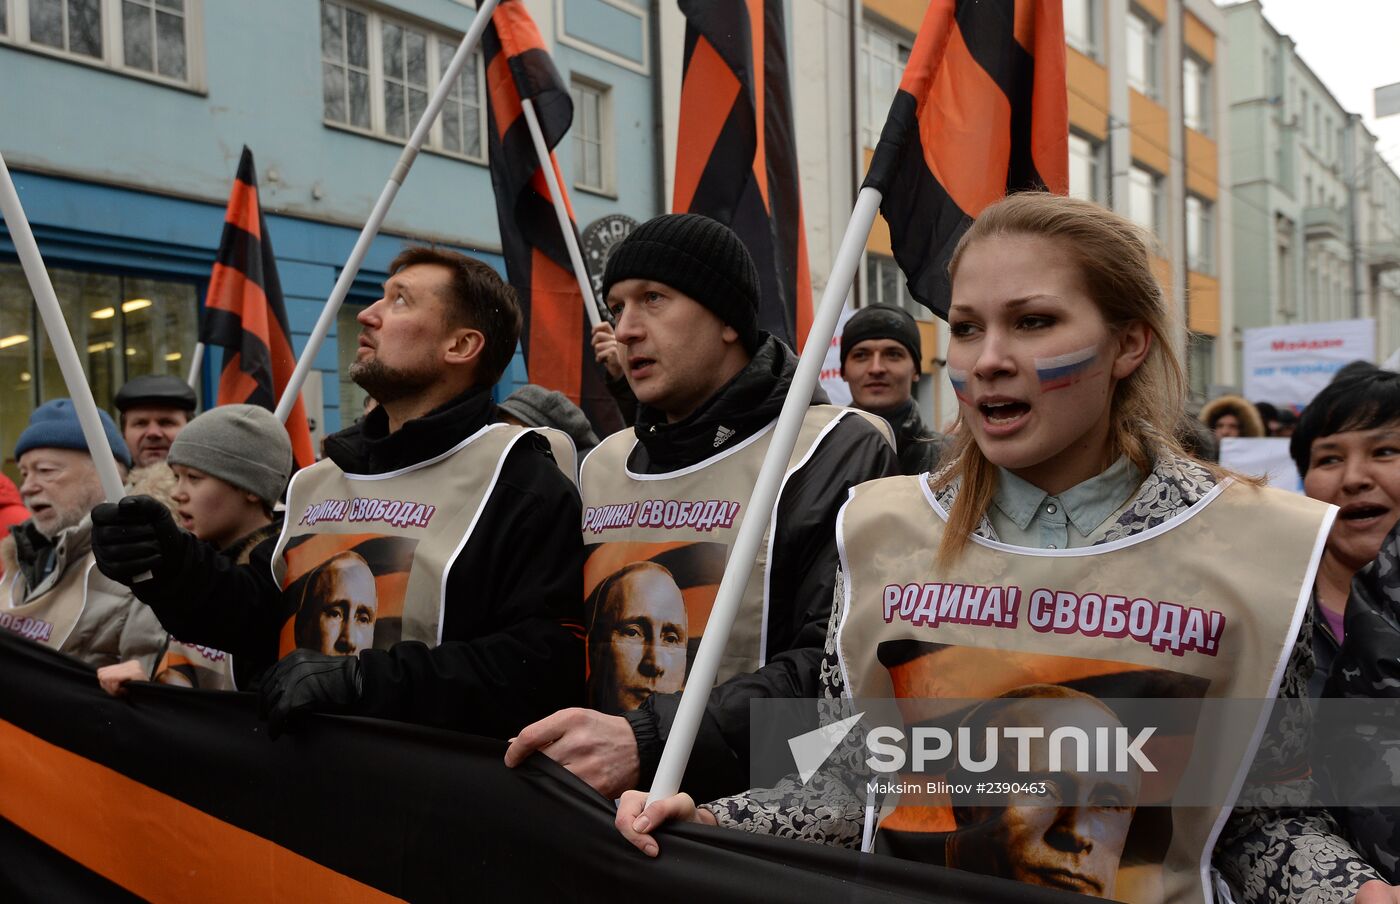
[274, 0, 503, 423]
[647, 186, 884, 802]
[520, 97, 603, 330]
[0, 153, 128, 504]
[0, 154, 156, 583]
[186, 341, 205, 391]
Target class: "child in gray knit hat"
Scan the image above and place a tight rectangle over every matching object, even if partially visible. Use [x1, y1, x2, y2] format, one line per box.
[97, 404, 294, 697]
[165, 404, 293, 550]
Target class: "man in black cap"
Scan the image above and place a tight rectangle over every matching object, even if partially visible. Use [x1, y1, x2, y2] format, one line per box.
[113, 375, 198, 468]
[506, 213, 897, 804]
[840, 303, 947, 475]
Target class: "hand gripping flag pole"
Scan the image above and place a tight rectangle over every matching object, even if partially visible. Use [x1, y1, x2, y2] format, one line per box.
[647, 186, 883, 802]
[0, 153, 153, 583]
[274, 0, 502, 423]
[519, 97, 603, 332]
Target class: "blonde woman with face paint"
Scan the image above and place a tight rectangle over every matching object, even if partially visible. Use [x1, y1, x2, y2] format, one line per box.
[613, 195, 1400, 904]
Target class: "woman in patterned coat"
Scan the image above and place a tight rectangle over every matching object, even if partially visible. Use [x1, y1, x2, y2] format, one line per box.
[614, 194, 1398, 903]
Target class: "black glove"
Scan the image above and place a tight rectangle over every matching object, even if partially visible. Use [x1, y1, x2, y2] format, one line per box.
[259, 650, 364, 740]
[90, 495, 183, 582]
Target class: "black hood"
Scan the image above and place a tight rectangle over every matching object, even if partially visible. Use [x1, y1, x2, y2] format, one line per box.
[630, 334, 827, 473]
[322, 385, 497, 475]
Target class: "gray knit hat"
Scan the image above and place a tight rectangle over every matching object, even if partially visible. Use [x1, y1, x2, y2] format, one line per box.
[167, 404, 293, 505]
[498, 385, 599, 456]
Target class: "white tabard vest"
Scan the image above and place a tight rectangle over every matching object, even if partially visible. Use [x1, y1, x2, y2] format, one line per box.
[579, 405, 891, 715]
[536, 429, 577, 484]
[835, 475, 1333, 904]
[1, 552, 95, 654]
[269, 423, 547, 657]
[159, 640, 236, 691]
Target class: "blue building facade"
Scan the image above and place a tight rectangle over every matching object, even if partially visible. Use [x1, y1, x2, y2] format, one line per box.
[0, 0, 659, 479]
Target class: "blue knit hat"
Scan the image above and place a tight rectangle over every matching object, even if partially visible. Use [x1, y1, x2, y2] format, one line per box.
[14, 400, 132, 468]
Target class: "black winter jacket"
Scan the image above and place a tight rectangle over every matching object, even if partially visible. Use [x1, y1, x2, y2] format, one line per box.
[620, 336, 898, 803]
[1321, 517, 1400, 882]
[877, 399, 948, 476]
[126, 386, 585, 740]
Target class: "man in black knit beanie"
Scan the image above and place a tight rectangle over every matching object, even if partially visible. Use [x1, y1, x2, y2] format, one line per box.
[506, 213, 897, 804]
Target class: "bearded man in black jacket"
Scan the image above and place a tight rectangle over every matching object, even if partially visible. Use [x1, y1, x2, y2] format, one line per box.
[505, 214, 897, 804]
[89, 247, 584, 740]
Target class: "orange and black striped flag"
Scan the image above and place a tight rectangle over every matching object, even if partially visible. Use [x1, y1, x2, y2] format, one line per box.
[674, 0, 813, 352]
[863, 0, 1068, 319]
[0, 631, 1069, 902]
[484, 0, 622, 436]
[199, 147, 316, 468]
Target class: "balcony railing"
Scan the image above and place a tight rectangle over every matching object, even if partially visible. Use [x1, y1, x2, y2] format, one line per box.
[1304, 206, 1346, 242]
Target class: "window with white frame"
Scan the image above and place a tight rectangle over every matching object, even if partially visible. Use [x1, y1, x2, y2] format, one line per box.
[1068, 133, 1105, 204]
[29, 0, 101, 57]
[1188, 333, 1213, 399]
[570, 79, 611, 194]
[1183, 54, 1210, 134]
[319, 0, 486, 162]
[437, 36, 482, 158]
[1185, 195, 1214, 275]
[859, 19, 911, 148]
[1064, 0, 1098, 59]
[120, 0, 186, 80]
[1126, 9, 1159, 99]
[1128, 165, 1163, 236]
[380, 21, 428, 140]
[321, 1, 371, 130]
[865, 254, 916, 314]
[4, 0, 200, 86]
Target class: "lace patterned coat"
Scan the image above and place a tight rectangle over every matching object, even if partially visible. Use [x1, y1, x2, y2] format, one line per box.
[701, 453, 1383, 902]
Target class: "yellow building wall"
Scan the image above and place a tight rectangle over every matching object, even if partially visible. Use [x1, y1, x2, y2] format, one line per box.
[1184, 12, 1216, 63]
[863, 0, 923, 34]
[1130, 90, 1171, 175]
[1151, 255, 1173, 297]
[1188, 272, 1221, 336]
[916, 320, 941, 373]
[1186, 129, 1219, 201]
[1067, 49, 1109, 141]
[861, 147, 895, 255]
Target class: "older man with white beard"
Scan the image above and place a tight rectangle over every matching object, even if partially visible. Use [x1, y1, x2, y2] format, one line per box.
[0, 400, 165, 669]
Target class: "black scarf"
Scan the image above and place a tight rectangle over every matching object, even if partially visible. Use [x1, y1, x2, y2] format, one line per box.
[322, 386, 496, 475]
[629, 335, 825, 473]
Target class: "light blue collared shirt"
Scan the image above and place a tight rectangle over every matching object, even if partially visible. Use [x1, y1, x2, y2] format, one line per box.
[988, 456, 1142, 550]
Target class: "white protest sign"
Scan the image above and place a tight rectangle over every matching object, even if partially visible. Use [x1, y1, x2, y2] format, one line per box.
[1242, 319, 1375, 410]
[1220, 437, 1303, 494]
[818, 303, 856, 407]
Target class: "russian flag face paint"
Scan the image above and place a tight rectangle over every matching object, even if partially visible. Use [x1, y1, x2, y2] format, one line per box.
[1034, 346, 1101, 393]
[946, 365, 971, 404]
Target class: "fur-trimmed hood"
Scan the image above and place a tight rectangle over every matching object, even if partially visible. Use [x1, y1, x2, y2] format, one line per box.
[1198, 394, 1266, 438]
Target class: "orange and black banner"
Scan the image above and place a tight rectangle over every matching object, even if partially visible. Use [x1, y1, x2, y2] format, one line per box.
[674, 0, 813, 352]
[0, 633, 1086, 903]
[484, 0, 622, 436]
[199, 146, 317, 468]
[862, 0, 1069, 320]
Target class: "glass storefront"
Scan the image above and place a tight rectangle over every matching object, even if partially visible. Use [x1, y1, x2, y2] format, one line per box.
[1, 262, 199, 482]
